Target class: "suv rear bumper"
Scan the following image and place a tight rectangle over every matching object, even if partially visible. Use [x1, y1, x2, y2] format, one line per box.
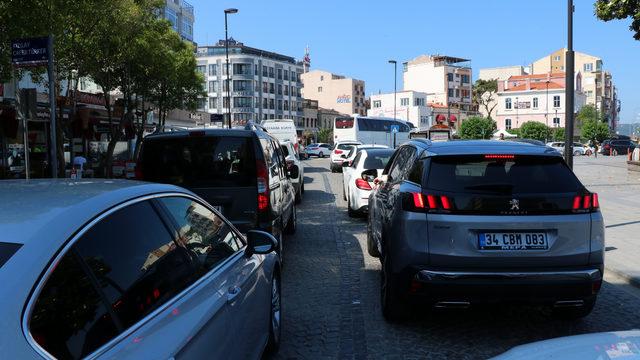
[409, 268, 602, 304]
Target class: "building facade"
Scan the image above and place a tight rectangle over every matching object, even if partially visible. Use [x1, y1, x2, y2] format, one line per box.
[300, 70, 366, 116]
[367, 91, 432, 129]
[494, 72, 587, 131]
[161, 0, 195, 43]
[531, 49, 618, 129]
[300, 98, 319, 135]
[195, 39, 304, 126]
[402, 55, 473, 119]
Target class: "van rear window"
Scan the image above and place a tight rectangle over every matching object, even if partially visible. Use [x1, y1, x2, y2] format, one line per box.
[0, 242, 21, 268]
[141, 136, 256, 188]
[426, 155, 582, 194]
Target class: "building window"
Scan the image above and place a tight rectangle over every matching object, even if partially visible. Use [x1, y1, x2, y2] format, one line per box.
[269, 83, 275, 94]
[255, 97, 259, 108]
[461, 74, 470, 84]
[533, 97, 538, 109]
[320, 75, 324, 81]
[448, 88, 454, 97]
[414, 98, 425, 106]
[584, 63, 593, 72]
[196, 65, 206, 75]
[553, 55, 561, 61]
[233, 80, 252, 92]
[291, 71, 296, 82]
[373, 100, 382, 108]
[165, 7, 177, 29]
[553, 95, 561, 108]
[447, 73, 453, 81]
[208, 81, 217, 93]
[262, 66, 268, 77]
[255, 64, 258, 75]
[197, 98, 206, 110]
[222, 97, 230, 108]
[233, 97, 252, 108]
[263, 98, 268, 109]
[268, 67, 274, 78]
[400, 98, 409, 106]
[223, 80, 229, 92]
[79, 78, 87, 91]
[284, 100, 289, 110]
[284, 85, 289, 96]
[209, 97, 217, 109]
[209, 64, 217, 76]
[277, 100, 283, 111]
[283, 70, 289, 80]
[262, 82, 268, 93]
[560, 66, 565, 70]
[553, 117, 560, 126]
[277, 68, 282, 80]
[505, 118, 512, 130]
[277, 84, 282, 95]
[233, 63, 251, 75]
[318, 86, 323, 93]
[505, 98, 512, 110]
[269, 99, 275, 109]
[455, 89, 460, 97]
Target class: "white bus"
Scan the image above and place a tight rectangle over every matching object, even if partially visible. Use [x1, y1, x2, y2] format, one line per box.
[333, 115, 412, 148]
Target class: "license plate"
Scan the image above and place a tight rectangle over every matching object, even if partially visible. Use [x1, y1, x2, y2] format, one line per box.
[478, 232, 548, 250]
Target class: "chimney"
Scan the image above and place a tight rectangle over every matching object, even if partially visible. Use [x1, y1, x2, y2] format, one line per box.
[526, 77, 531, 90]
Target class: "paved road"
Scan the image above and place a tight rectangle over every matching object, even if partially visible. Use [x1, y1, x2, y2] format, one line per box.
[271, 157, 640, 360]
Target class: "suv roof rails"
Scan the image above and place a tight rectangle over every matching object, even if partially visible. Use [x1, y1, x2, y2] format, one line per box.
[244, 121, 268, 132]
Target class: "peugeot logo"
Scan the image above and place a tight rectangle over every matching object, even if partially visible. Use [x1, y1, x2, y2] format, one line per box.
[509, 199, 520, 211]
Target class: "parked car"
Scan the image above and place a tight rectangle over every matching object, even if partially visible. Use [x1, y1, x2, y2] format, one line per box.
[0, 179, 281, 359]
[509, 138, 545, 146]
[305, 143, 332, 158]
[545, 141, 587, 156]
[281, 140, 305, 204]
[137, 124, 298, 259]
[493, 330, 640, 360]
[600, 139, 637, 156]
[330, 140, 362, 172]
[368, 140, 604, 322]
[342, 148, 395, 217]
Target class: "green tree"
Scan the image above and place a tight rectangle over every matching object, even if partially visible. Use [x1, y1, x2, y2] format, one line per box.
[552, 127, 565, 141]
[459, 116, 496, 139]
[317, 128, 333, 143]
[472, 79, 499, 119]
[519, 121, 551, 142]
[595, 0, 640, 40]
[576, 104, 605, 125]
[581, 118, 610, 142]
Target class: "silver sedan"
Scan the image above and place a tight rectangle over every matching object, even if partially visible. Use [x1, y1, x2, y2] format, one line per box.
[0, 180, 281, 359]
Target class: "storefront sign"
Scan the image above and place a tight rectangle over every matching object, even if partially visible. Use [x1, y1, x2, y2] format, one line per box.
[11, 37, 48, 67]
[69, 90, 106, 106]
[336, 95, 351, 104]
[515, 102, 531, 109]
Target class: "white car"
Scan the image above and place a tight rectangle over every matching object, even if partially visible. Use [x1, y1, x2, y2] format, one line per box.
[546, 141, 587, 156]
[281, 140, 305, 203]
[342, 148, 395, 217]
[330, 140, 362, 173]
[305, 143, 332, 158]
[340, 144, 390, 168]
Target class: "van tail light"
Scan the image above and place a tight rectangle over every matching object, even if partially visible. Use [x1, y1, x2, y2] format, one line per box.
[572, 193, 599, 213]
[335, 149, 343, 155]
[256, 160, 269, 213]
[355, 178, 372, 190]
[403, 192, 453, 213]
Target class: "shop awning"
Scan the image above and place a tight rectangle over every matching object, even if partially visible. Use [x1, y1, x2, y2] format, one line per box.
[435, 114, 446, 122]
[449, 115, 457, 122]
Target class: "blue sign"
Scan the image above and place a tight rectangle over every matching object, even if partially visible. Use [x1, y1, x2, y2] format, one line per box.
[11, 37, 49, 66]
[390, 125, 400, 133]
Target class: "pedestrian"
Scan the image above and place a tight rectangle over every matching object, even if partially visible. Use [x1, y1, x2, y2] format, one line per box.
[594, 141, 598, 158]
[499, 133, 505, 141]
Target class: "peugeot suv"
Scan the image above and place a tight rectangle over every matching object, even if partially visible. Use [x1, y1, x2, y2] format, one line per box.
[368, 140, 604, 321]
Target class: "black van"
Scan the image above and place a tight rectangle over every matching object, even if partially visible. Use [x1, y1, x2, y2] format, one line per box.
[136, 124, 299, 255]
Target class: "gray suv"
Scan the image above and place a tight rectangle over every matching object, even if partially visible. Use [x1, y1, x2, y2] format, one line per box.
[368, 140, 604, 321]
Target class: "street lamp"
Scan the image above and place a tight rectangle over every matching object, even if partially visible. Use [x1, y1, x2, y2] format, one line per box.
[224, 8, 238, 129]
[388, 60, 397, 148]
[564, 0, 575, 168]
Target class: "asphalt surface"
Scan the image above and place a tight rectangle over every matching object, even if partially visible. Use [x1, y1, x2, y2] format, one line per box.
[270, 157, 640, 360]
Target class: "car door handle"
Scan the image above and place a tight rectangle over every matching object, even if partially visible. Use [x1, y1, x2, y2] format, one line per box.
[227, 285, 242, 303]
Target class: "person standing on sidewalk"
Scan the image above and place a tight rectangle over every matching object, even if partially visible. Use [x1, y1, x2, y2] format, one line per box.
[594, 141, 598, 158]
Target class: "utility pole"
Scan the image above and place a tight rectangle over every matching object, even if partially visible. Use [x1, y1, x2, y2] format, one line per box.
[47, 35, 58, 178]
[564, 0, 575, 169]
[224, 8, 238, 129]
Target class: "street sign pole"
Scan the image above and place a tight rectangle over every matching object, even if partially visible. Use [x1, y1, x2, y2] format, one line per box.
[47, 35, 58, 178]
[564, 0, 575, 169]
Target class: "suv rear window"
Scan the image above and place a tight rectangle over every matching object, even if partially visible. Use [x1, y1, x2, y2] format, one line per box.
[337, 144, 356, 150]
[141, 136, 256, 187]
[426, 155, 582, 194]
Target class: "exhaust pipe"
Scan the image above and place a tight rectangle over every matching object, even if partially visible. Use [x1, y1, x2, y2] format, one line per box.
[434, 301, 471, 309]
[553, 300, 584, 308]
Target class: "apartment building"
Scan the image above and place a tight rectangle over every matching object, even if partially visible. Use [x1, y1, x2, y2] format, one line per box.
[300, 70, 366, 116]
[494, 72, 586, 131]
[367, 91, 432, 129]
[195, 39, 304, 126]
[161, 0, 195, 43]
[402, 55, 473, 119]
[531, 49, 618, 129]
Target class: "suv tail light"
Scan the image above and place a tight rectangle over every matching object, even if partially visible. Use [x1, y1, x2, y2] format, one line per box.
[403, 192, 452, 213]
[572, 193, 599, 213]
[256, 160, 269, 213]
[335, 149, 343, 155]
[355, 178, 372, 190]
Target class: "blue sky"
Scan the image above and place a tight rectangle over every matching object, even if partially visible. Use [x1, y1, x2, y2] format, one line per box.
[190, 0, 640, 123]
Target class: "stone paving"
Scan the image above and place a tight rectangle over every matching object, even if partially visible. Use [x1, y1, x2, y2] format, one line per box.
[269, 157, 640, 360]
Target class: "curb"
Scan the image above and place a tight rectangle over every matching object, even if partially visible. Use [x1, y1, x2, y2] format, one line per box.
[605, 265, 640, 289]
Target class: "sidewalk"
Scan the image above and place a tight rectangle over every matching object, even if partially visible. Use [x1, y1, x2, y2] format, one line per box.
[573, 155, 640, 286]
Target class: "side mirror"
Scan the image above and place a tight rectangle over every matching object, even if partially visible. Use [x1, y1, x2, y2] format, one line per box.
[245, 230, 278, 257]
[342, 161, 351, 168]
[361, 168, 377, 182]
[287, 164, 299, 179]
